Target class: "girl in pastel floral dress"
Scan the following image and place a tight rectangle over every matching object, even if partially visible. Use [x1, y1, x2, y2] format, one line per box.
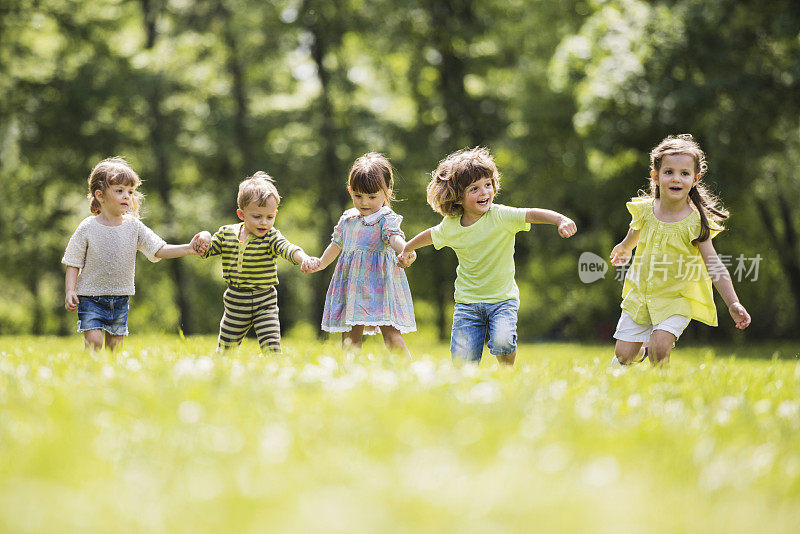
[305, 153, 416, 356]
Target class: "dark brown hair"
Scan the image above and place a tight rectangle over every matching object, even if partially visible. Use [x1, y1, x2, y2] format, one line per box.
[348, 152, 394, 206]
[646, 134, 728, 244]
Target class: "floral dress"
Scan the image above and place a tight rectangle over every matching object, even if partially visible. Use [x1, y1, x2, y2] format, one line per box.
[322, 207, 416, 334]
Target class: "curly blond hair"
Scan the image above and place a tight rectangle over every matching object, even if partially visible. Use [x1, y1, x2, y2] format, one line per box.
[426, 147, 500, 217]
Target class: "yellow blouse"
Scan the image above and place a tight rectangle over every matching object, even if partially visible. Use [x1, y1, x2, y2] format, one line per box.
[621, 198, 721, 327]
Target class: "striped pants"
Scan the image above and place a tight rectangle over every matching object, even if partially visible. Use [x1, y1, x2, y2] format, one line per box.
[218, 286, 281, 353]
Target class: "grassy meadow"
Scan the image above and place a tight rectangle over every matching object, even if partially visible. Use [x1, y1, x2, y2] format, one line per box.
[1, 334, 799, 533]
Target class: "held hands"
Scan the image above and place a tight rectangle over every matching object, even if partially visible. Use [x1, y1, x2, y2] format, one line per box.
[191, 231, 212, 255]
[397, 249, 417, 268]
[729, 302, 751, 329]
[301, 257, 322, 273]
[557, 216, 577, 238]
[65, 291, 79, 311]
[610, 243, 633, 266]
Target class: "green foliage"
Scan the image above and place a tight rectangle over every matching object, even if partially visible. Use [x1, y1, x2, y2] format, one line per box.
[548, 0, 800, 336]
[1, 0, 799, 340]
[1, 336, 800, 532]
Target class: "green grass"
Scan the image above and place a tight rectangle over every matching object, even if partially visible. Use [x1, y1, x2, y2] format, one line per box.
[1, 335, 799, 533]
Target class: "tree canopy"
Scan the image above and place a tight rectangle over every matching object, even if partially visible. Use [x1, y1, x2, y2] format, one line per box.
[1, 0, 798, 341]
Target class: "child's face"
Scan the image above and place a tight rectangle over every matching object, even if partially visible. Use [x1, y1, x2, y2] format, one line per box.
[652, 154, 699, 203]
[97, 184, 137, 217]
[459, 177, 495, 218]
[349, 187, 389, 216]
[237, 196, 278, 237]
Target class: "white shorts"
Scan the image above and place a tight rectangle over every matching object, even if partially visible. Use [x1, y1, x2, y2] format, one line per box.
[613, 311, 691, 343]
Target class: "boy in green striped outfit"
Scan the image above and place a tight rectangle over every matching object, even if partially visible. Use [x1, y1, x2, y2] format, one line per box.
[194, 172, 315, 353]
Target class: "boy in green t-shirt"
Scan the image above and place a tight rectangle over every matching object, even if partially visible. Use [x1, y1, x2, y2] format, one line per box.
[399, 147, 577, 365]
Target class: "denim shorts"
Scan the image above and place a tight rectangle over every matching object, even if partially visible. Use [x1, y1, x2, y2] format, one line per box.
[451, 299, 519, 363]
[76, 295, 130, 336]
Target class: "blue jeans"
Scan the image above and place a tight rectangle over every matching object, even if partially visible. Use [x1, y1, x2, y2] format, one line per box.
[450, 299, 519, 363]
[77, 295, 130, 336]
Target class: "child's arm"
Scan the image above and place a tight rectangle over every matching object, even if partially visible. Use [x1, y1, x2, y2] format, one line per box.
[610, 228, 641, 266]
[268, 229, 310, 270]
[388, 234, 406, 255]
[191, 231, 212, 255]
[290, 248, 312, 268]
[698, 239, 751, 329]
[526, 209, 577, 238]
[155, 243, 199, 259]
[398, 228, 432, 267]
[65, 266, 80, 311]
[303, 242, 342, 273]
[389, 234, 417, 269]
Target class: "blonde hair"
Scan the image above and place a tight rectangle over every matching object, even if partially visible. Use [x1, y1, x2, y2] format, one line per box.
[645, 134, 728, 244]
[426, 147, 500, 217]
[87, 157, 143, 216]
[348, 152, 394, 206]
[238, 171, 281, 209]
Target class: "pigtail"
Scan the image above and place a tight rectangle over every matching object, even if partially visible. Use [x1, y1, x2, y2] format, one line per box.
[648, 134, 729, 245]
[689, 182, 728, 245]
[89, 195, 102, 215]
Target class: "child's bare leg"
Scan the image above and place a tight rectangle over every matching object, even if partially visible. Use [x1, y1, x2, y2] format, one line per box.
[105, 332, 124, 351]
[379, 325, 411, 358]
[614, 340, 644, 364]
[84, 329, 104, 351]
[649, 330, 676, 365]
[343, 325, 364, 350]
[496, 352, 515, 366]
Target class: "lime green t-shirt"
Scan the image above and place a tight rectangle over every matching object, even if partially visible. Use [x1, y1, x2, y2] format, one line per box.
[430, 203, 530, 304]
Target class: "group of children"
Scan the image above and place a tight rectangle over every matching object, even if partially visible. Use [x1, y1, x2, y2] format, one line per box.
[63, 134, 750, 365]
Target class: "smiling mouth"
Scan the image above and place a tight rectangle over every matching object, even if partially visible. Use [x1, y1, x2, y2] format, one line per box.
[477, 199, 490, 206]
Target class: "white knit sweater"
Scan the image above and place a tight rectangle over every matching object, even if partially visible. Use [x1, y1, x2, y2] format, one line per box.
[62, 215, 166, 296]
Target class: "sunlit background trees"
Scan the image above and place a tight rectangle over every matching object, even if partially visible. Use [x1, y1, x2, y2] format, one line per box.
[2, 0, 798, 341]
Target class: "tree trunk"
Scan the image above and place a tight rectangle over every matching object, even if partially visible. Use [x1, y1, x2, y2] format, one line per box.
[27, 261, 42, 336]
[215, 0, 252, 175]
[140, 0, 194, 334]
[427, 0, 479, 340]
[755, 197, 800, 322]
[302, 1, 349, 337]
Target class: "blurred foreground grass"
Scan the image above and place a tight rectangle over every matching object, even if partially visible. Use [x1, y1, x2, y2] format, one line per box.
[1, 334, 799, 533]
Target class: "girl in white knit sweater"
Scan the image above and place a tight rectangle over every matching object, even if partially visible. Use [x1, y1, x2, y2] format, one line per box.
[62, 157, 208, 351]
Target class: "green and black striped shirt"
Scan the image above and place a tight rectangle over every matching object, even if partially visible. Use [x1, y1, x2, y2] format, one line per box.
[202, 224, 301, 290]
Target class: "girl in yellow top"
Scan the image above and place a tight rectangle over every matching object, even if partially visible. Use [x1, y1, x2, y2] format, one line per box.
[609, 134, 750, 366]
